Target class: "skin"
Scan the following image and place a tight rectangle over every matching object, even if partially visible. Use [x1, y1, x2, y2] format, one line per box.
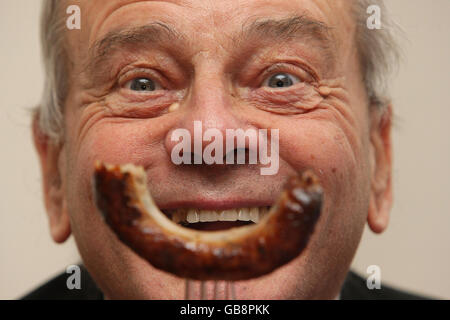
[33, 0, 392, 299]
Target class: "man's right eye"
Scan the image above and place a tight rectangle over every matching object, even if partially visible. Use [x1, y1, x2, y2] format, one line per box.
[125, 78, 161, 92]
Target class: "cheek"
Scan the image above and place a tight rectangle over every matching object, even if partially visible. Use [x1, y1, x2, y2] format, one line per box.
[277, 117, 372, 277]
[280, 120, 362, 182]
[64, 116, 169, 234]
[69, 118, 169, 187]
[279, 117, 371, 225]
[82, 123, 152, 166]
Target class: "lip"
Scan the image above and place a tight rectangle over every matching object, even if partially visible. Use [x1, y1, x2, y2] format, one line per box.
[157, 198, 275, 211]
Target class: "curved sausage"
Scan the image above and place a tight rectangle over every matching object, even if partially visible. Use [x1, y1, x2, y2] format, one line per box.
[93, 162, 323, 281]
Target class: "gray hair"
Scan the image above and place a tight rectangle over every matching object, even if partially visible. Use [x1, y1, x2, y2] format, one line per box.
[354, 0, 401, 107]
[38, 0, 68, 143]
[36, 0, 400, 143]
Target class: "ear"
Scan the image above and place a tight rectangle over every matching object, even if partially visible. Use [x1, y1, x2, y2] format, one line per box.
[367, 104, 393, 234]
[32, 113, 71, 243]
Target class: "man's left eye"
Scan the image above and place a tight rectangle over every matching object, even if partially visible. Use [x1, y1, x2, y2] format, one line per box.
[262, 73, 300, 88]
[125, 78, 162, 92]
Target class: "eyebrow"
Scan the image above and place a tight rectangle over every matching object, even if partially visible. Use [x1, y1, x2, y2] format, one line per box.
[86, 15, 336, 76]
[238, 15, 336, 63]
[86, 22, 186, 72]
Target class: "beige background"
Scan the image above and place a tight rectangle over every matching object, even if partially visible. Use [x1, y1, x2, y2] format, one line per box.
[1, 0, 449, 299]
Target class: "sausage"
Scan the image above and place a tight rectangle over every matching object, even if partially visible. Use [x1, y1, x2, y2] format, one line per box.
[93, 162, 323, 281]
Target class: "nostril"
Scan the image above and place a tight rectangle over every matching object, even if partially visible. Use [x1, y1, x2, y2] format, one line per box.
[177, 152, 205, 165]
[223, 148, 256, 165]
[191, 152, 203, 165]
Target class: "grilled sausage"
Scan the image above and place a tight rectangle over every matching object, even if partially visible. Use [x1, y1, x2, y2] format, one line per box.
[93, 162, 323, 281]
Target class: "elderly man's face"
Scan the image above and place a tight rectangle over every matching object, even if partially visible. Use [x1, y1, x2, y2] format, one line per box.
[34, 0, 392, 299]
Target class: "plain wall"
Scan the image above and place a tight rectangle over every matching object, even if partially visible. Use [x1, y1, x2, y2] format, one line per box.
[0, 0, 449, 299]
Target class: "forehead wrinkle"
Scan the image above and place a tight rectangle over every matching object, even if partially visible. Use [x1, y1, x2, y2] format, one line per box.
[236, 14, 337, 67]
[84, 22, 186, 75]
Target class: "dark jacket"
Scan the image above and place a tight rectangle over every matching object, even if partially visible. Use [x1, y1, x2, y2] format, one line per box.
[21, 265, 429, 300]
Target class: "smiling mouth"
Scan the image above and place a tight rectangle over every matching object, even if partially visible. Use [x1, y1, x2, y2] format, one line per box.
[162, 207, 271, 231]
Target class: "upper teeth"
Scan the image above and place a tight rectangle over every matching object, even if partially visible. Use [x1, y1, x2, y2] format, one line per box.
[169, 207, 270, 224]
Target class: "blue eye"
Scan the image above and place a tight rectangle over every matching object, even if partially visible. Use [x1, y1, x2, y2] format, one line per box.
[264, 73, 300, 88]
[126, 78, 160, 91]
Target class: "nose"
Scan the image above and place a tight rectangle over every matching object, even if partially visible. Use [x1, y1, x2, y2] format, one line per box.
[164, 65, 254, 165]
